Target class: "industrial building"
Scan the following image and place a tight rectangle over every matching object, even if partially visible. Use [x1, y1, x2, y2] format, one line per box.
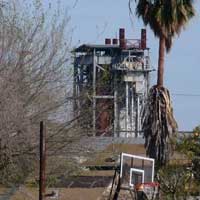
[73, 28, 153, 137]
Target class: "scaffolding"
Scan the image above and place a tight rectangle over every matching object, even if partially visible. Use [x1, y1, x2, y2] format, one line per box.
[73, 28, 154, 137]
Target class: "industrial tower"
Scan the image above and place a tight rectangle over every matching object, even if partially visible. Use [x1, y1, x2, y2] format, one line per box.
[73, 28, 153, 137]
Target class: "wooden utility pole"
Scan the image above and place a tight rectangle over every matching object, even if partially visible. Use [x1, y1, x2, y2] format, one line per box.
[39, 121, 46, 200]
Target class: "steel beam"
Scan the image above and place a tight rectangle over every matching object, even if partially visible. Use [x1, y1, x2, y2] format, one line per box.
[126, 82, 129, 137]
[92, 49, 96, 136]
[94, 95, 114, 99]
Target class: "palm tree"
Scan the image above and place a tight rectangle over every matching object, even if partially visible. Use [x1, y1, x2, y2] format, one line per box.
[133, 0, 195, 165]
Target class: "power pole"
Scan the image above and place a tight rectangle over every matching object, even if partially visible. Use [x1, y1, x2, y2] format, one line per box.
[39, 121, 46, 200]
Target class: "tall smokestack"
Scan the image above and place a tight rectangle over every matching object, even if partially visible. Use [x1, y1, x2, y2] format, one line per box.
[112, 38, 118, 45]
[105, 38, 111, 45]
[119, 28, 126, 49]
[141, 29, 146, 49]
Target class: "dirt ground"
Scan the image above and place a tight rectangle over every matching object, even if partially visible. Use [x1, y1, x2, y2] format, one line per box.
[0, 144, 147, 200]
[6, 187, 105, 200]
[1, 143, 189, 200]
[84, 143, 146, 167]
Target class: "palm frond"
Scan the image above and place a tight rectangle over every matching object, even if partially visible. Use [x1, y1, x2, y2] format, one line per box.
[142, 86, 178, 165]
[136, 0, 195, 52]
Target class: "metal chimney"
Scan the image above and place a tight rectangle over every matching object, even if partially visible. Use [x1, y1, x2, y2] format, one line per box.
[141, 29, 147, 49]
[105, 38, 111, 45]
[112, 38, 118, 45]
[119, 28, 126, 49]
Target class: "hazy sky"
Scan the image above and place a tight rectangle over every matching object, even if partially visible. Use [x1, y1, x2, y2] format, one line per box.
[55, 0, 200, 131]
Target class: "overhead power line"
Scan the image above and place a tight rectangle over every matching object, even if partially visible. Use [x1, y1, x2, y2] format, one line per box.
[172, 93, 200, 97]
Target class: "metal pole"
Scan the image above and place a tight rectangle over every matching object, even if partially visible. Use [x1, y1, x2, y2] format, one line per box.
[136, 96, 140, 137]
[131, 89, 134, 137]
[146, 50, 150, 95]
[80, 65, 83, 91]
[73, 54, 77, 118]
[114, 77, 118, 137]
[126, 82, 129, 137]
[39, 121, 46, 200]
[92, 49, 96, 136]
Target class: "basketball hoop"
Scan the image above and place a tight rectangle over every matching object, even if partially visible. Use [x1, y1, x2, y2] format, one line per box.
[110, 153, 159, 200]
[135, 182, 159, 200]
[135, 182, 159, 190]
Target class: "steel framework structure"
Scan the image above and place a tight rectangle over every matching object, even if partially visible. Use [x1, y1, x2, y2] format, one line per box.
[73, 28, 154, 137]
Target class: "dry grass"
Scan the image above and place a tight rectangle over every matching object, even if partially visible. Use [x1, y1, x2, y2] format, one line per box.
[8, 187, 105, 200]
[83, 143, 146, 167]
[80, 169, 115, 177]
[2, 143, 193, 200]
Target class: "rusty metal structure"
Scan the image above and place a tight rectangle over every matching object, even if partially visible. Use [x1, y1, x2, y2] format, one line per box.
[73, 28, 153, 137]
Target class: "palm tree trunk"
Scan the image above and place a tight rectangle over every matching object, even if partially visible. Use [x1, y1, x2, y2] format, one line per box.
[157, 35, 165, 87]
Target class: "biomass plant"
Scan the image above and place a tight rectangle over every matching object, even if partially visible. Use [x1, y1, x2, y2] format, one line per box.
[73, 28, 153, 137]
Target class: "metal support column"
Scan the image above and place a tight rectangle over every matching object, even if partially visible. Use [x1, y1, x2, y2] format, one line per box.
[136, 95, 140, 137]
[92, 49, 96, 136]
[126, 82, 129, 137]
[146, 50, 150, 95]
[131, 88, 135, 137]
[114, 73, 118, 137]
[73, 54, 78, 118]
[79, 65, 84, 91]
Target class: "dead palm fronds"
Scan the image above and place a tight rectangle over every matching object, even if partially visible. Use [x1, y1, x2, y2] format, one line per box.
[142, 86, 178, 165]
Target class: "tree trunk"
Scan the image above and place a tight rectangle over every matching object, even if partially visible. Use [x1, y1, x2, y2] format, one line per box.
[157, 35, 165, 87]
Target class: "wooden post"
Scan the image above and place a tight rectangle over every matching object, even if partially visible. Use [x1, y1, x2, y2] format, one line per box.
[39, 121, 46, 200]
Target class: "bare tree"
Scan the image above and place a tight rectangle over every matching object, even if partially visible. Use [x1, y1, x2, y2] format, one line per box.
[0, 0, 73, 184]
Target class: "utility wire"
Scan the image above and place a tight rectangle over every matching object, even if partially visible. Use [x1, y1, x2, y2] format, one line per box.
[172, 93, 200, 97]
